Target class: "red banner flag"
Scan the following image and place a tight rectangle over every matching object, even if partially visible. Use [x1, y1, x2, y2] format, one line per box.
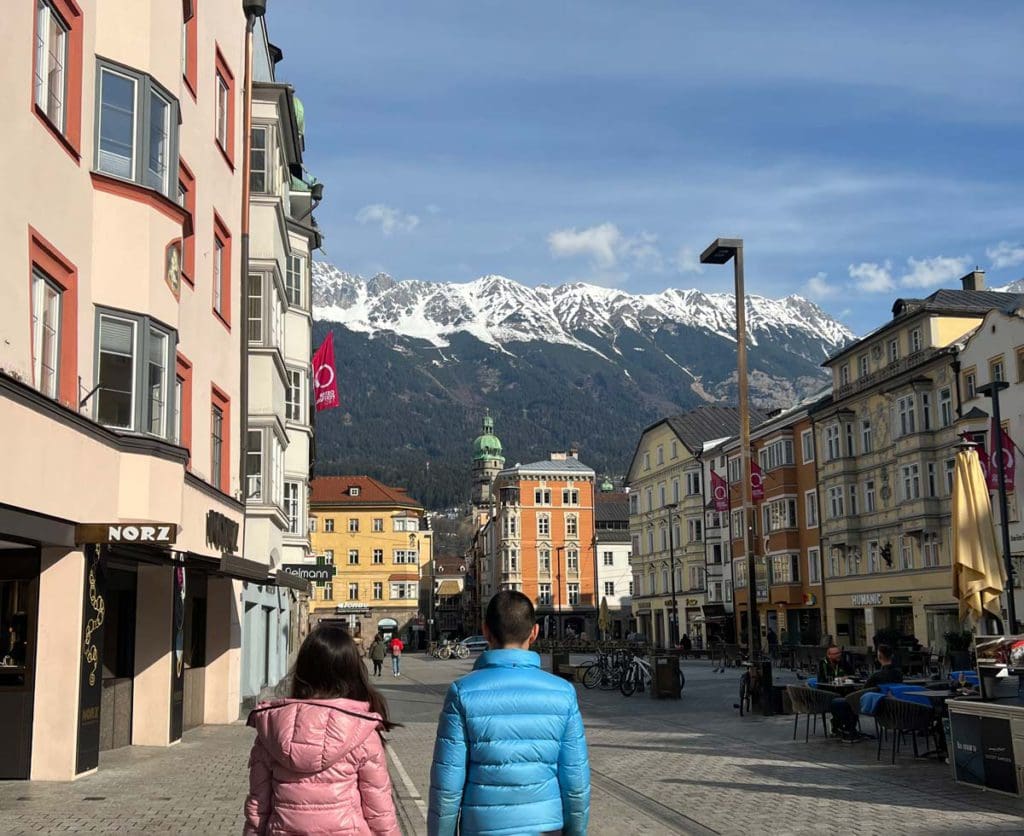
[711, 470, 729, 512]
[312, 333, 340, 411]
[751, 459, 765, 502]
[989, 420, 1016, 492]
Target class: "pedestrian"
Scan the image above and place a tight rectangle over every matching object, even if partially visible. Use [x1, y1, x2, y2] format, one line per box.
[369, 633, 386, 677]
[389, 634, 404, 677]
[679, 633, 692, 657]
[243, 625, 400, 836]
[428, 590, 590, 836]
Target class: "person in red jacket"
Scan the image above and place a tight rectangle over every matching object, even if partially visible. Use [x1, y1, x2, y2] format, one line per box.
[389, 635, 404, 677]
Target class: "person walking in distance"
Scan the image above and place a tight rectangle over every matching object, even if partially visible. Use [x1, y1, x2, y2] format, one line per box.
[389, 634, 404, 677]
[428, 590, 590, 836]
[243, 626, 400, 835]
[369, 633, 386, 677]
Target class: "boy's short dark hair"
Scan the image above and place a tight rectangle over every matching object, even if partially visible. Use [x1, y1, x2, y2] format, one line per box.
[877, 643, 893, 661]
[485, 590, 536, 645]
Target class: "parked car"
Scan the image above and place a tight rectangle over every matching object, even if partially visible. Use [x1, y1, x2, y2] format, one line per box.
[459, 635, 489, 652]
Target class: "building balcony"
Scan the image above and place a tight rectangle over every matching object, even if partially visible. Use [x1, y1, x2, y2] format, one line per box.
[822, 516, 861, 544]
[769, 582, 804, 606]
[819, 456, 858, 481]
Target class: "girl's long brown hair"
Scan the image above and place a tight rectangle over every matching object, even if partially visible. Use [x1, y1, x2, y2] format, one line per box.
[291, 625, 399, 731]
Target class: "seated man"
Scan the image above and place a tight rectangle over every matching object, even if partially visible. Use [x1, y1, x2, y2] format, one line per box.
[864, 643, 903, 687]
[818, 644, 851, 683]
[819, 645, 859, 741]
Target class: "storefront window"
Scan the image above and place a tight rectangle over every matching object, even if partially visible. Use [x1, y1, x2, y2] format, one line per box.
[1, 580, 32, 679]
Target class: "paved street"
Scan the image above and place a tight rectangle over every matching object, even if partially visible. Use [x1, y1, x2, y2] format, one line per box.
[2, 654, 1023, 834]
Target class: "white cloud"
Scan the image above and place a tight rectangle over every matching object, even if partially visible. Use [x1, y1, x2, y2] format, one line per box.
[849, 260, 894, 293]
[899, 254, 971, 288]
[355, 204, 420, 236]
[987, 241, 1024, 269]
[804, 271, 838, 299]
[674, 247, 705, 275]
[548, 222, 623, 268]
[621, 231, 664, 272]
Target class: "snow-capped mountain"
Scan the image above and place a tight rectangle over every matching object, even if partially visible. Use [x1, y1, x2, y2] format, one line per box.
[309, 262, 855, 508]
[312, 262, 853, 364]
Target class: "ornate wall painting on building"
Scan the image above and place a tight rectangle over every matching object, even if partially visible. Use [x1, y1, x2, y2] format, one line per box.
[170, 564, 185, 743]
[76, 544, 107, 775]
[165, 239, 182, 300]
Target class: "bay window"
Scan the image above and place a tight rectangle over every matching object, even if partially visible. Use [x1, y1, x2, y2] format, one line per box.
[96, 62, 180, 199]
[95, 311, 176, 436]
[287, 254, 305, 307]
[286, 369, 304, 422]
[250, 125, 268, 193]
[246, 430, 262, 500]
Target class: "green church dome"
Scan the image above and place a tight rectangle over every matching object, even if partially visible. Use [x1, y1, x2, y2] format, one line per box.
[472, 412, 504, 462]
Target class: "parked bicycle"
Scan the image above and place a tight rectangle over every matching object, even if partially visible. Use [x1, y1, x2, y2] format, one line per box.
[431, 640, 470, 660]
[581, 648, 630, 690]
[619, 653, 685, 697]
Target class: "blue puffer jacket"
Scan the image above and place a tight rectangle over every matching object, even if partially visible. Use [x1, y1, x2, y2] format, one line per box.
[428, 649, 590, 836]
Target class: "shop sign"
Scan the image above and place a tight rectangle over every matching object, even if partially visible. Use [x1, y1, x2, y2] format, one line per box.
[889, 595, 912, 605]
[685, 598, 699, 606]
[76, 523, 177, 545]
[851, 593, 882, 606]
[333, 602, 368, 612]
[282, 564, 335, 582]
[206, 511, 238, 554]
[951, 713, 1017, 795]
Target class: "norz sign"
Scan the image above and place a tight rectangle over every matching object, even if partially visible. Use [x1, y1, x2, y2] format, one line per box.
[76, 523, 177, 545]
[282, 564, 336, 583]
[206, 511, 239, 554]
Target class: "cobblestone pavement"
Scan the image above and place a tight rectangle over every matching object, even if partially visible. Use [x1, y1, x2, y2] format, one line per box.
[2, 655, 1023, 834]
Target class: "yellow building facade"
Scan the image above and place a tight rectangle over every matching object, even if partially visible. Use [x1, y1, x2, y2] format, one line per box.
[309, 476, 432, 645]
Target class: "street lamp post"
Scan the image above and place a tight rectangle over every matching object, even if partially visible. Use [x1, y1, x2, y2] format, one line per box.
[701, 238, 759, 657]
[555, 545, 565, 639]
[977, 380, 1018, 630]
[666, 503, 679, 647]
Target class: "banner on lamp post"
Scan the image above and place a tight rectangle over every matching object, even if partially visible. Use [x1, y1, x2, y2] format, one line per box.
[750, 459, 765, 502]
[711, 470, 729, 512]
[989, 421, 1016, 492]
[313, 332, 340, 412]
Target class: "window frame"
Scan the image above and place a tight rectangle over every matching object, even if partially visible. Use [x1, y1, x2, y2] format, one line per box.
[32, 0, 82, 158]
[284, 480, 302, 535]
[212, 212, 232, 327]
[35, 0, 70, 132]
[245, 429, 263, 500]
[94, 308, 177, 437]
[285, 367, 305, 423]
[94, 60, 180, 201]
[801, 429, 814, 464]
[210, 384, 231, 493]
[31, 269, 62, 399]
[286, 253, 305, 308]
[213, 45, 236, 166]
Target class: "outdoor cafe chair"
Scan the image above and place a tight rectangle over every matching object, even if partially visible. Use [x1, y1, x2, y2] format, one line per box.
[786, 685, 835, 742]
[874, 697, 934, 764]
[844, 687, 879, 735]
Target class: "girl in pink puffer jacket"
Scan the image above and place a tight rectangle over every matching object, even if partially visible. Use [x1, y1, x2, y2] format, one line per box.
[244, 626, 401, 836]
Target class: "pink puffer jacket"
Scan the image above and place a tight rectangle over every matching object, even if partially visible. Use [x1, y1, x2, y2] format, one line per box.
[243, 698, 400, 836]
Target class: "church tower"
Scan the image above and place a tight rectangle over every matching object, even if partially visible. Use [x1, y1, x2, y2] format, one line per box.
[471, 411, 504, 517]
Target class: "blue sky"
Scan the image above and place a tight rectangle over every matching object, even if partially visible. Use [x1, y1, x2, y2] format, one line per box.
[266, 1, 1024, 334]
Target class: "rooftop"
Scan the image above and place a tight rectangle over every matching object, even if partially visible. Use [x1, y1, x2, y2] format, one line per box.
[595, 491, 629, 523]
[664, 405, 769, 454]
[310, 475, 423, 509]
[499, 455, 595, 478]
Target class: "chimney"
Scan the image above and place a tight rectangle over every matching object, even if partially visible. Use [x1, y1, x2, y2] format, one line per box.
[549, 452, 567, 461]
[960, 268, 985, 291]
[569, 445, 579, 459]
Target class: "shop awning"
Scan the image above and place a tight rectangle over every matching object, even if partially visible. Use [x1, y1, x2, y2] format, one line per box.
[436, 580, 461, 596]
[217, 554, 273, 583]
[389, 573, 419, 581]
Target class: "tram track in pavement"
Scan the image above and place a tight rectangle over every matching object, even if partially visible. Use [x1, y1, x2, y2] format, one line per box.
[379, 658, 722, 835]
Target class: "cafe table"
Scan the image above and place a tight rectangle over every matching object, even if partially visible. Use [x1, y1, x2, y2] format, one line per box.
[814, 680, 866, 697]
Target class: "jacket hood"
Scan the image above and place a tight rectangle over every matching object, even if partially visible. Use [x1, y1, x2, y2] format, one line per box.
[247, 698, 383, 774]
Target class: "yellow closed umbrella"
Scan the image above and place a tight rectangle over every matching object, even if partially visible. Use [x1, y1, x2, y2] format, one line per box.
[952, 446, 1007, 622]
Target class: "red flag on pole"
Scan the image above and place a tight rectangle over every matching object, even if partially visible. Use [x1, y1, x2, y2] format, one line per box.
[750, 459, 765, 502]
[990, 420, 1016, 492]
[312, 332, 340, 411]
[711, 470, 729, 512]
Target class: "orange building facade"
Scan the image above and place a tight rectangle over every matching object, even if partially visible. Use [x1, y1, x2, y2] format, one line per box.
[480, 453, 597, 638]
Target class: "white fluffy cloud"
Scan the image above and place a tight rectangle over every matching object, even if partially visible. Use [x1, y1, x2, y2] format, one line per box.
[674, 247, 705, 275]
[849, 260, 894, 293]
[987, 241, 1024, 269]
[355, 204, 420, 236]
[899, 255, 971, 288]
[547, 223, 623, 268]
[804, 271, 838, 299]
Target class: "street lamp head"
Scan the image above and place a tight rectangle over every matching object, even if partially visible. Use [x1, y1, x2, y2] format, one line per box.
[700, 238, 743, 265]
[977, 381, 1010, 397]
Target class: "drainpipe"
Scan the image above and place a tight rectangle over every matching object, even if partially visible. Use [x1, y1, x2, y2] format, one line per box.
[950, 355, 963, 420]
[239, 2, 266, 563]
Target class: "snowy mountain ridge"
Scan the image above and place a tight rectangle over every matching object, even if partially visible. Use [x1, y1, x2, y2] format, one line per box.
[311, 262, 855, 363]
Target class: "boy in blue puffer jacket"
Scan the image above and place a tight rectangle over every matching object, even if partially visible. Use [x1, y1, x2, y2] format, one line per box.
[428, 590, 590, 836]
